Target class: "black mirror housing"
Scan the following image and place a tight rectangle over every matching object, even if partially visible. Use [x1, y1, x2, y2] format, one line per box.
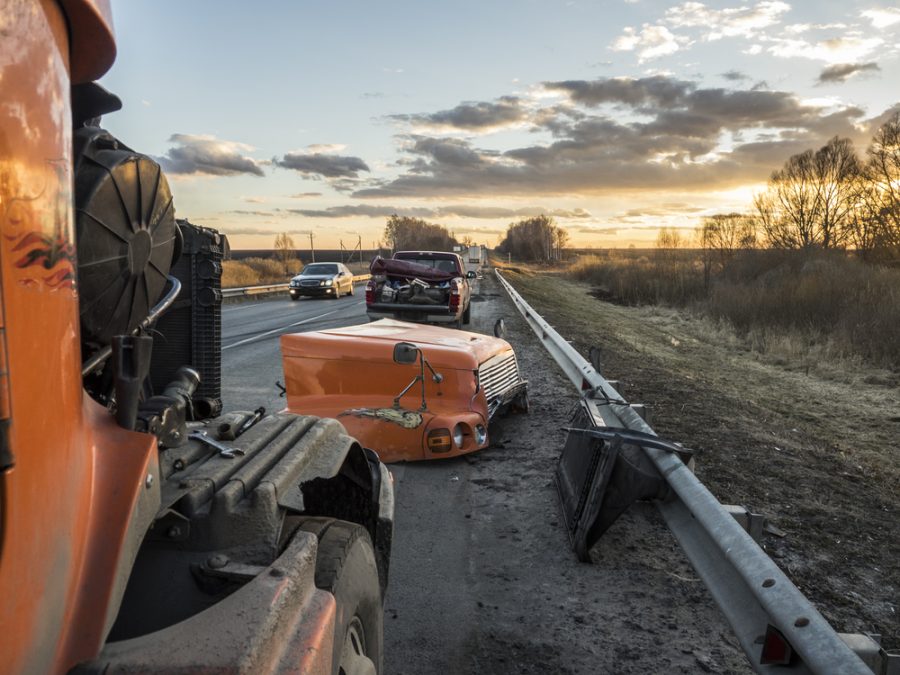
[393, 342, 419, 365]
[466, 270, 476, 279]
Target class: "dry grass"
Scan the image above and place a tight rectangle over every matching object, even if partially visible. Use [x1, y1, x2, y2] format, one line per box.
[566, 250, 900, 370]
[222, 257, 372, 288]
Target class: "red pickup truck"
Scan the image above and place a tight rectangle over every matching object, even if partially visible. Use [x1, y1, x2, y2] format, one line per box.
[365, 251, 476, 327]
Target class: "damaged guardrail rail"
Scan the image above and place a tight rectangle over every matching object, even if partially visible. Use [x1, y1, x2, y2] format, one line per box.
[495, 269, 897, 675]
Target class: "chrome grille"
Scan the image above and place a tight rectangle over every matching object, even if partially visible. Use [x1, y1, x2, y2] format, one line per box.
[300, 280, 321, 287]
[478, 351, 521, 406]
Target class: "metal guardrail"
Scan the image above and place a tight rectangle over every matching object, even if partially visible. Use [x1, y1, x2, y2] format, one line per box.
[222, 275, 371, 299]
[494, 269, 894, 675]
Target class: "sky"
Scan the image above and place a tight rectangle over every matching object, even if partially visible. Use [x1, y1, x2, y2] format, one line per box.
[99, 1, 900, 250]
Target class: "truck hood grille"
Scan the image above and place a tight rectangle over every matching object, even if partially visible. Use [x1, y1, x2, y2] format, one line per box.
[478, 351, 524, 413]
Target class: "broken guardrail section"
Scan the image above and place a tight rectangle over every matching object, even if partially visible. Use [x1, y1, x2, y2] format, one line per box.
[494, 269, 898, 675]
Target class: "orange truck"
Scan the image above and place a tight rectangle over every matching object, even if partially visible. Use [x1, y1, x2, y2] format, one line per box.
[0, 2, 392, 673]
[282, 320, 529, 462]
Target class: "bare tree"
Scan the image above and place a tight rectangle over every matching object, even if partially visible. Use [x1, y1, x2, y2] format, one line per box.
[861, 112, 900, 256]
[656, 227, 683, 250]
[274, 232, 296, 273]
[496, 214, 568, 262]
[383, 214, 456, 252]
[756, 137, 860, 249]
[696, 213, 758, 286]
[813, 136, 861, 248]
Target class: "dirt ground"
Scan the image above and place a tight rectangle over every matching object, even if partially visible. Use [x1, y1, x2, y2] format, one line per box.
[498, 267, 899, 655]
[385, 273, 760, 674]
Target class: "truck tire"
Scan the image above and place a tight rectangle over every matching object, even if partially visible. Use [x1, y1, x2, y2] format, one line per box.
[302, 519, 383, 675]
[462, 303, 471, 325]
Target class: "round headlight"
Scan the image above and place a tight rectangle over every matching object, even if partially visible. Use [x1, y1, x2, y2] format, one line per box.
[452, 424, 465, 448]
[324, 279, 333, 286]
[475, 424, 487, 445]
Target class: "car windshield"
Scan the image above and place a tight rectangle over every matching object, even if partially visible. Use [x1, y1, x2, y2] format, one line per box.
[399, 257, 457, 273]
[301, 264, 339, 275]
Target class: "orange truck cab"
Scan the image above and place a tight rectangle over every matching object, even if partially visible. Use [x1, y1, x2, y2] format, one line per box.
[0, 3, 392, 673]
[282, 320, 528, 462]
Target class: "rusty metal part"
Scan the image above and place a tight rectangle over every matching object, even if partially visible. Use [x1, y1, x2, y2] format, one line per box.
[188, 429, 245, 458]
[73, 530, 336, 674]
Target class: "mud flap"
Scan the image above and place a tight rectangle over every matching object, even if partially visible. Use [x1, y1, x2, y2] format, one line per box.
[555, 404, 677, 562]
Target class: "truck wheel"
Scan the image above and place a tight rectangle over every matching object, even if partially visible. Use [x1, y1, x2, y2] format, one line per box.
[462, 304, 471, 325]
[306, 519, 383, 675]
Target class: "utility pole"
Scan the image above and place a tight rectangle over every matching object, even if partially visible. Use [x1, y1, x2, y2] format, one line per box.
[309, 232, 315, 263]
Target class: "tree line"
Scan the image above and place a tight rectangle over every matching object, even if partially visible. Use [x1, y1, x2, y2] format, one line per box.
[694, 112, 900, 263]
[495, 214, 570, 262]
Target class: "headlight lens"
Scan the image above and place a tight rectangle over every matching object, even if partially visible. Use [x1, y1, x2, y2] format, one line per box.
[475, 424, 487, 445]
[452, 424, 465, 448]
[324, 279, 333, 286]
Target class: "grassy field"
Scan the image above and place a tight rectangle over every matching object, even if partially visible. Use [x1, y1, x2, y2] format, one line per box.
[499, 265, 899, 649]
[565, 249, 900, 370]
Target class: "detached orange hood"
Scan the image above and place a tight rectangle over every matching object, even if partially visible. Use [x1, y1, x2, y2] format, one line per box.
[281, 319, 511, 370]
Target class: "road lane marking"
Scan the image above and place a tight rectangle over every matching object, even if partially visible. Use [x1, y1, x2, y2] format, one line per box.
[222, 300, 365, 350]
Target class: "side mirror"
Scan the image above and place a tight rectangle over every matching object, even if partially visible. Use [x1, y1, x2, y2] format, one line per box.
[393, 342, 419, 365]
[466, 271, 476, 279]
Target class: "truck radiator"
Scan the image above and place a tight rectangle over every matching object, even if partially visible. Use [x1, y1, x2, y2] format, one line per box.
[478, 352, 521, 410]
[149, 220, 225, 418]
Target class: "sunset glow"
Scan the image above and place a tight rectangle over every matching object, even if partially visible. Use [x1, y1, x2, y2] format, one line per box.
[100, 1, 900, 250]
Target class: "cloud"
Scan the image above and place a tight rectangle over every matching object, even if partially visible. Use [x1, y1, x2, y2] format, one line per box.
[274, 151, 370, 178]
[611, 24, 686, 61]
[664, 1, 790, 39]
[289, 192, 324, 198]
[353, 75, 875, 200]
[157, 134, 264, 177]
[288, 205, 426, 219]
[283, 204, 594, 220]
[817, 62, 881, 84]
[767, 35, 884, 64]
[543, 75, 691, 108]
[862, 7, 900, 29]
[390, 97, 527, 132]
[217, 226, 287, 236]
[242, 196, 266, 203]
[228, 209, 277, 217]
[721, 70, 750, 81]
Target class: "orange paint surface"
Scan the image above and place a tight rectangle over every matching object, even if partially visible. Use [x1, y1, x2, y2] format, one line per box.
[282, 319, 516, 462]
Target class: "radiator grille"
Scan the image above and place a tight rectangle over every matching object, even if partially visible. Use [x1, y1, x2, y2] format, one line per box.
[478, 351, 521, 407]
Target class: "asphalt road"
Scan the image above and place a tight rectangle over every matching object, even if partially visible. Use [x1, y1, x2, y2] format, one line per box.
[220, 279, 750, 674]
[220, 286, 369, 414]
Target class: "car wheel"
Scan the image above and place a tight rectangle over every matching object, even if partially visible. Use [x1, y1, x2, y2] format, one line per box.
[290, 294, 300, 301]
[334, 285, 341, 299]
[299, 519, 383, 675]
[348, 281, 355, 296]
[462, 303, 471, 325]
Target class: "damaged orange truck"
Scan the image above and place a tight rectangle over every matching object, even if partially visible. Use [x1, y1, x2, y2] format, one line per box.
[282, 320, 529, 463]
[0, 2, 392, 673]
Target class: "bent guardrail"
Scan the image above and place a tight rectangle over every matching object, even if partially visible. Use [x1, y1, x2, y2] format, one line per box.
[222, 275, 371, 299]
[495, 269, 896, 675]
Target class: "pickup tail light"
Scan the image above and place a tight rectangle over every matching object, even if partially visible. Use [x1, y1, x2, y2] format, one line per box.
[449, 281, 461, 312]
[365, 280, 376, 304]
[427, 429, 452, 453]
